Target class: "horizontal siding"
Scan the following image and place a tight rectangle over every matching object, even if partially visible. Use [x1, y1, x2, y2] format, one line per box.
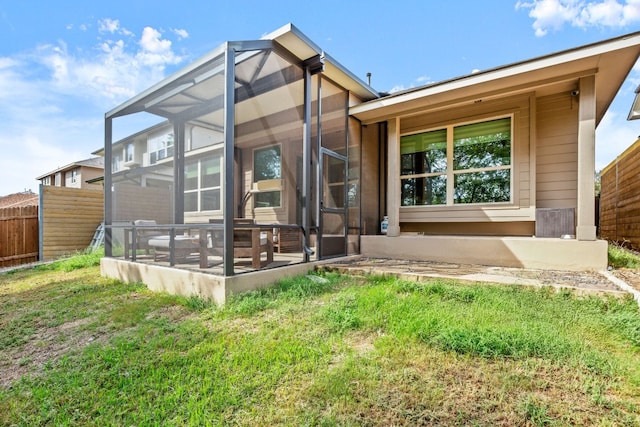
[599, 140, 640, 249]
[41, 186, 104, 260]
[536, 92, 578, 209]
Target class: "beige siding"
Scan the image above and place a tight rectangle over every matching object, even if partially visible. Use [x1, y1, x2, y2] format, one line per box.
[113, 183, 172, 224]
[79, 167, 104, 188]
[360, 123, 381, 235]
[398, 93, 533, 223]
[535, 93, 578, 209]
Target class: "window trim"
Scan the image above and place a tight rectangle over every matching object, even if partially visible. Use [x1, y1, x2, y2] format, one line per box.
[184, 152, 223, 214]
[400, 114, 514, 207]
[252, 144, 282, 210]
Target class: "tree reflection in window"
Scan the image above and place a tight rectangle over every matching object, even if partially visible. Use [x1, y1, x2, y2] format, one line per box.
[400, 117, 512, 206]
[400, 129, 447, 206]
[254, 145, 281, 208]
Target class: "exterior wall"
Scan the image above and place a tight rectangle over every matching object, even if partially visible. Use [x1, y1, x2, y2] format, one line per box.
[362, 235, 607, 271]
[79, 167, 104, 188]
[101, 256, 335, 304]
[397, 93, 534, 225]
[360, 123, 382, 235]
[40, 186, 104, 260]
[535, 92, 578, 209]
[599, 138, 640, 248]
[113, 183, 172, 224]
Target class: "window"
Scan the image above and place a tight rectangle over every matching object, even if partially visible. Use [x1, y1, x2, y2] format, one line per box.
[401, 117, 512, 206]
[184, 154, 222, 212]
[125, 143, 135, 163]
[253, 145, 281, 208]
[148, 132, 174, 164]
[112, 153, 121, 172]
[70, 170, 78, 183]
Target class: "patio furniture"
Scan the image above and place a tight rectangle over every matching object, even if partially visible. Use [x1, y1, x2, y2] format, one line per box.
[208, 219, 273, 269]
[124, 219, 164, 260]
[148, 235, 201, 264]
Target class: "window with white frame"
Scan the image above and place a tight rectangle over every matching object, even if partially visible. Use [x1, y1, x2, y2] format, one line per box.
[125, 143, 135, 163]
[112, 153, 121, 172]
[401, 116, 512, 206]
[184, 154, 222, 213]
[253, 145, 281, 208]
[70, 169, 78, 183]
[148, 131, 174, 164]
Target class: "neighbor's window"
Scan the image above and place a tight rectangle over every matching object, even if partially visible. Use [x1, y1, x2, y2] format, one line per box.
[400, 116, 512, 206]
[253, 145, 281, 208]
[148, 131, 174, 165]
[125, 143, 135, 163]
[70, 169, 78, 183]
[184, 154, 222, 212]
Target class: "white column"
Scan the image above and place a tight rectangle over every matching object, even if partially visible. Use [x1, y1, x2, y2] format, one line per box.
[386, 118, 401, 237]
[576, 75, 597, 241]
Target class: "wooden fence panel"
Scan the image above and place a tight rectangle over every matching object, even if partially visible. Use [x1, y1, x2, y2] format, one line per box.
[600, 139, 640, 249]
[0, 206, 39, 267]
[41, 186, 104, 261]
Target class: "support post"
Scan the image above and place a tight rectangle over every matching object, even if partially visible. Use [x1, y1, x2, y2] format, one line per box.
[173, 121, 185, 225]
[302, 66, 312, 262]
[223, 44, 236, 275]
[104, 117, 113, 257]
[576, 75, 597, 241]
[386, 118, 401, 236]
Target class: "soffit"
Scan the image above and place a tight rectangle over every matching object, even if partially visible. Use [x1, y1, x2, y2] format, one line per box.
[350, 32, 640, 126]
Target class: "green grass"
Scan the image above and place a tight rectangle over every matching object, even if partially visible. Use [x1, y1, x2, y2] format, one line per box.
[608, 243, 640, 269]
[1, 256, 640, 426]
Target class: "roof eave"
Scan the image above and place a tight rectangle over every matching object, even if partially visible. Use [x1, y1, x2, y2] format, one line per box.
[351, 31, 640, 123]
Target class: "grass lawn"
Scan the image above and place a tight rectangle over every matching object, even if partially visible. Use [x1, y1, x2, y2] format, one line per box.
[1, 253, 640, 426]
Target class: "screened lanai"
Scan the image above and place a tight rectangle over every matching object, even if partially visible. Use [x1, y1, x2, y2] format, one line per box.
[103, 24, 378, 277]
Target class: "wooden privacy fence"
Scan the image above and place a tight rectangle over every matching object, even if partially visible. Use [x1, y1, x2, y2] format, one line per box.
[40, 186, 104, 261]
[0, 206, 39, 267]
[600, 138, 640, 249]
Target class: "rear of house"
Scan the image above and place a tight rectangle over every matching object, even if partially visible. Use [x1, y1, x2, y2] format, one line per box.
[100, 24, 640, 302]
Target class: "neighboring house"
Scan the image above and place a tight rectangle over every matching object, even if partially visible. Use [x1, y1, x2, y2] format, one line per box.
[0, 191, 38, 208]
[36, 157, 104, 189]
[99, 24, 640, 303]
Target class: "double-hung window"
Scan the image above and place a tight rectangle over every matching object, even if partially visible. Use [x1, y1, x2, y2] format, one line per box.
[401, 116, 512, 206]
[184, 154, 222, 213]
[253, 145, 281, 208]
[148, 132, 174, 165]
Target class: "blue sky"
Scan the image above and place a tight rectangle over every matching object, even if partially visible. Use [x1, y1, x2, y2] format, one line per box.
[1, 0, 640, 196]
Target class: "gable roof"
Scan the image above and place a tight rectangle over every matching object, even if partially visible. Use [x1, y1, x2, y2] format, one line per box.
[35, 157, 104, 180]
[351, 31, 640, 125]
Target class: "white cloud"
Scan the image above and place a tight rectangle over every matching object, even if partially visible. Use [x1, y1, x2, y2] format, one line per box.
[389, 75, 434, 93]
[516, 0, 640, 36]
[172, 28, 189, 40]
[137, 26, 182, 67]
[0, 20, 188, 195]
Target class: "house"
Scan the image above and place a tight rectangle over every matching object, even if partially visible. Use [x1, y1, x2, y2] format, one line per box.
[0, 190, 38, 208]
[100, 24, 640, 303]
[36, 157, 104, 189]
